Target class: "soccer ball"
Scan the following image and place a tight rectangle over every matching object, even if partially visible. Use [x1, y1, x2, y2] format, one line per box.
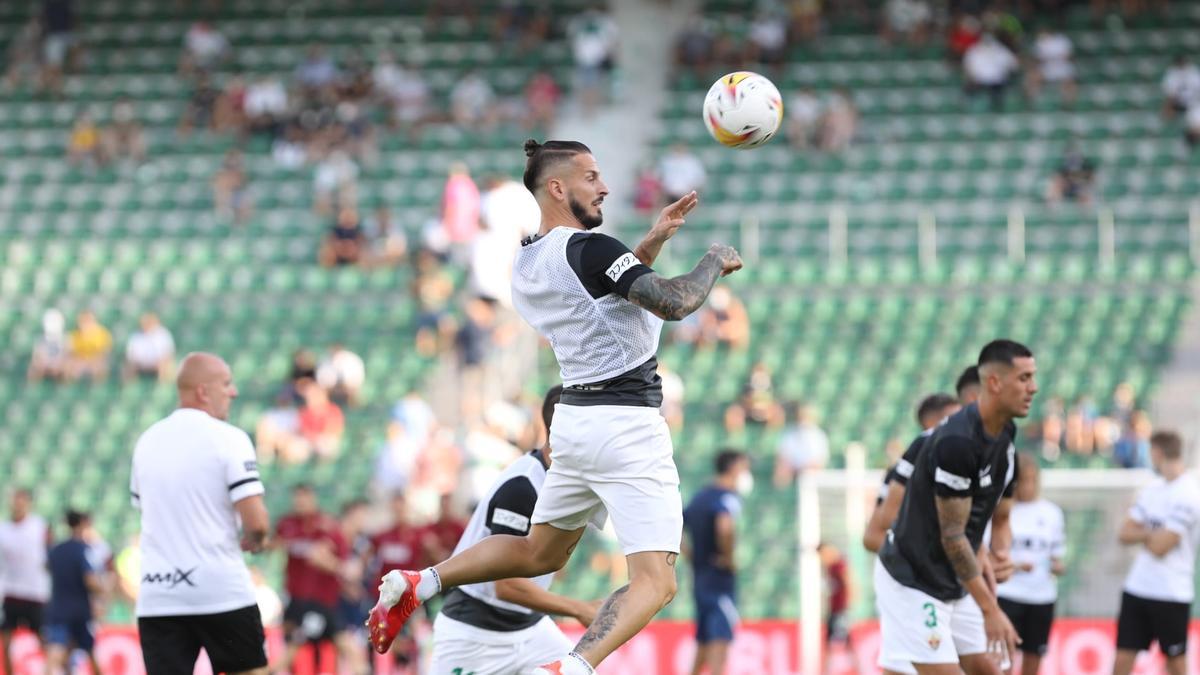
[702, 71, 784, 149]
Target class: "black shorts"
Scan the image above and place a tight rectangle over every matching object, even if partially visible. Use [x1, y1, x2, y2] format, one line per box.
[2, 598, 44, 632]
[283, 598, 337, 643]
[999, 597, 1055, 655]
[138, 605, 267, 675]
[1116, 591, 1191, 658]
[825, 611, 850, 645]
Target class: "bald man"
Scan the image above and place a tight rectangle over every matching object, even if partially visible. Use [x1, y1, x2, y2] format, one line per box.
[130, 352, 271, 675]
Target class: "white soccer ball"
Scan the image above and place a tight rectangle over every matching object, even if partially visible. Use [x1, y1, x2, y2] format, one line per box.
[702, 71, 784, 149]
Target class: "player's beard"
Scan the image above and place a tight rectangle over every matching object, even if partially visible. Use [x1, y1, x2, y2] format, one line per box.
[569, 193, 603, 230]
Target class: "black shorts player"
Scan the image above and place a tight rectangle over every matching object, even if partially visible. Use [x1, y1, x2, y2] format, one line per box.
[138, 605, 268, 675]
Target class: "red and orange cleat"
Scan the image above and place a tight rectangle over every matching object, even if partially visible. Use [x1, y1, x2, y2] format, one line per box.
[365, 569, 422, 654]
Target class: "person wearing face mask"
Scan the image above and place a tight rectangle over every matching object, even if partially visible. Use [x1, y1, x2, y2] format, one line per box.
[683, 449, 751, 675]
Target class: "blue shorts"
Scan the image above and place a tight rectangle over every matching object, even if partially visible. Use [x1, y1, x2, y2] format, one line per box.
[695, 592, 738, 644]
[44, 619, 96, 652]
[336, 596, 371, 633]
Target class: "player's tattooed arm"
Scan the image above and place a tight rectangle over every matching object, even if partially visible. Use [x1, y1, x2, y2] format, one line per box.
[935, 495, 980, 582]
[627, 244, 742, 320]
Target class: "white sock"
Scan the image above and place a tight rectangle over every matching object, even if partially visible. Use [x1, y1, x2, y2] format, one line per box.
[561, 653, 595, 675]
[415, 567, 442, 602]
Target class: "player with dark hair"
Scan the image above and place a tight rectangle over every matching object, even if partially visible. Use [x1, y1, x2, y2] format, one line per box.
[1113, 430, 1200, 675]
[877, 339, 1036, 674]
[683, 449, 751, 675]
[368, 139, 743, 675]
[430, 384, 603, 674]
[956, 366, 981, 405]
[44, 510, 104, 675]
[0, 487, 51, 675]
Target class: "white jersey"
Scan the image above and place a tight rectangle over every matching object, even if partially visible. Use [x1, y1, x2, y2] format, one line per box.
[130, 408, 265, 617]
[511, 227, 662, 387]
[0, 514, 51, 602]
[997, 499, 1065, 604]
[1123, 473, 1200, 603]
[439, 451, 555, 630]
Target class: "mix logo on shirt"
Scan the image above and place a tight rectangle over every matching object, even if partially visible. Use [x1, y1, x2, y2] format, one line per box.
[142, 567, 198, 589]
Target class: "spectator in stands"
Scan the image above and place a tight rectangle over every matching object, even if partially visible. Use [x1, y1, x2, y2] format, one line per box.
[701, 285, 750, 349]
[883, 0, 932, 45]
[658, 144, 706, 204]
[947, 13, 982, 64]
[104, 97, 147, 163]
[524, 71, 562, 131]
[65, 310, 112, 381]
[1034, 396, 1066, 460]
[1026, 26, 1077, 105]
[4, 17, 43, 93]
[338, 50, 374, 101]
[288, 349, 319, 398]
[569, 7, 619, 114]
[297, 378, 345, 461]
[316, 343, 365, 407]
[40, 0, 77, 96]
[420, 493, 468, 566]
[375, 419, 421, 496]
[364, 206, 408, 267]
[67, 111, 105, 168]
[256, 390, 302, 464]
[746, 8, 788, 66]
[373, 53, 431, 135]
[963, 32, 1019, 111]
[27, 309, 68, 382]
[787, 87, 823, 149]
[295, 44, 340, 101]
[312, 147, 358, 216]
[212, 148, 252, 225]
[271, 123, 308, 170]
[818, 88, 858, 152]
[788, 0, 822, 43]
[724, 362, 786, 432]
[470, 180, 530, 306]
[1162, 54, 1200, 119]
[412, 249, 455, 356]
[1113, 409, 1153, 469]
[335, 100, 377, 165]
[212, 74, 248, 134]
[450, 70, 499, 130]
[1045, 143, 1097, 205]
[676, 15, 718, 77]
[633, 163, 663, 214]
[441, 163, 481, 256]
[1064, 395, 1098, 454]
[178, 71, 222, 136]
[659, 362, 685, 432]
[319, 205, 367, 267]
[774, 403, 831, 486]
[122, 312, 176, 382]
[180, 21, 230, 76]
[244, 74, 289, 137]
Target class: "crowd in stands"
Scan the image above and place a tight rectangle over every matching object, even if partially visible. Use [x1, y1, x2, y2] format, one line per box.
[27, 309, 176, 383]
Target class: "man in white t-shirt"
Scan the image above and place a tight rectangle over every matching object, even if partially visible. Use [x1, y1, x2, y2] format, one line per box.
[997, 457, 1065, 675]
[124, 312, 176, 382]
[130, 352, 271, 675]
[963, 33, 1018, 111]
[1026, 28, 1077, 104]
[1114, 430, 1200, 675]
[1162, 55, 1200, 118]
[0, 488, 52, 675]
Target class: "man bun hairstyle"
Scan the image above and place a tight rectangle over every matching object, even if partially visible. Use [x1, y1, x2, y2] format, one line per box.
[977, 339, 1033, 368]
[522, 139, 592, 192]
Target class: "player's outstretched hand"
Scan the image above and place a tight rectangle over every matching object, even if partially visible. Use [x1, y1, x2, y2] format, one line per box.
[651, 191, 699, 242]
[983, 604, 1021, 655]
[708, 243, 743, 276]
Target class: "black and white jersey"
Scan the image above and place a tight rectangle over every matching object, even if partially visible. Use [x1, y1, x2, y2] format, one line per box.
[1123, 473, 1200, 603]
[512, 228, 664, 407]
[997, 499, 1065, 604]
[440, 451, 557, 631]
[880, 404, 1017, 600]
[876, 429, 935, 504]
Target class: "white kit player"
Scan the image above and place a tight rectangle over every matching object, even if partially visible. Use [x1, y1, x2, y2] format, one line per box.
[430, 385, 600, 674]
[1114, 430, 1200, 675]
[367, 139, 743, 675]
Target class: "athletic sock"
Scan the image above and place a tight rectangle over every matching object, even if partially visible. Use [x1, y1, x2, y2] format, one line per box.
[415, 567, 442, 602]
[561, 653, 595, 675]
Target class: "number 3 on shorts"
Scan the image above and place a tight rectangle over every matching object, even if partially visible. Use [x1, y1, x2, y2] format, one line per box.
[922, 602, 938, 628]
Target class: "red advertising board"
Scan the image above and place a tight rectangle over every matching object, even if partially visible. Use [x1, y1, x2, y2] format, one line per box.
[4, 619, 1198, 674]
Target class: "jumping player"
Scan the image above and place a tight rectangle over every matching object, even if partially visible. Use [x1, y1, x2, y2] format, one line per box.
[367, 139, 743, 675]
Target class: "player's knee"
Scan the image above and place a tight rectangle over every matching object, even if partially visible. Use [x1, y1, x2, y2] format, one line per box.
[636, 563, 678, 608]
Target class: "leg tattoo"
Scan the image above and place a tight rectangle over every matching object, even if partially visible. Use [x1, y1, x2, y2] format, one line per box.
[575, 585, 630, 654]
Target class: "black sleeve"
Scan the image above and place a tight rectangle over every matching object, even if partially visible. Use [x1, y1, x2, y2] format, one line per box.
[931, 434, 978, 499]
[485, 476, 539, 536]
[565, 232, 654, 300]
[891, 434, 927, 487]
[1002, 452, 1019, 498]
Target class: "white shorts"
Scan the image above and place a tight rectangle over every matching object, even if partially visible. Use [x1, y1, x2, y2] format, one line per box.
[533, 403, 682, 555]
[875, 560, 988, 668]
[430, 613, 573, 675]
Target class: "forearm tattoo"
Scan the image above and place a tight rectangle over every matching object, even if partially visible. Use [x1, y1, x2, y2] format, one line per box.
[936, 496, 980, 583]
[575, 585, 630, 653]
[628, 252, 723, 321]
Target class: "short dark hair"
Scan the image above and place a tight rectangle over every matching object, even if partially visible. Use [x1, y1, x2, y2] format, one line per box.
[978, 340, 1033, 368]
[1151, 430, 1184, 460]
[541, 384, 563, 433]
[955, 366, 980, 397]
[65, 510, 89, 529]
[715, 449, 746, 475]
[916, 393, 958, 426]
[522, 139, 592, 193]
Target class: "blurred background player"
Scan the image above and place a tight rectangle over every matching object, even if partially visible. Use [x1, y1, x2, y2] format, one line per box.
[274, 482, 347, 674]
[956, 366, 982, 406]
[1113, 430, 1200, 675]
[335, 499, 372, 675]
[818, 542, 861, 675]
[431, 385, 602, 674]
[368, 492, 425, 669]
[683, 449, 751, 675]
[369, 139, 742, 675]
[0, 489, 51, 675]
[877, 340, 1036, 674]
[130, 353, 271, 675]
[996, 458, 1065, 675]
[44, 510, 104, 675]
